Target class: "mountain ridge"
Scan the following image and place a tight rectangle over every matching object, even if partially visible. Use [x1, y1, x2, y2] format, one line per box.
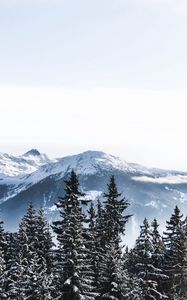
[0, 149, 187, 246]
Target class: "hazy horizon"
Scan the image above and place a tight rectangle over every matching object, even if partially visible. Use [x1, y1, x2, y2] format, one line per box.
[0, 0, 187, 171]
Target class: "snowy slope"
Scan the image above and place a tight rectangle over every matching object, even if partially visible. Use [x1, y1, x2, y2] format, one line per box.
[0, 151, 136, 201]
[0, 149, 187, 204]
[26, 150, 134, 183]
[0, 149, 187, 247]
[24, 150, 177, 186]
[0, 149, 52, 177]
[0, 148, 182, 183]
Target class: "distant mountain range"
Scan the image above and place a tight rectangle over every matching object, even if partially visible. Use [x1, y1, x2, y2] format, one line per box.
[0, 149, 187, 246]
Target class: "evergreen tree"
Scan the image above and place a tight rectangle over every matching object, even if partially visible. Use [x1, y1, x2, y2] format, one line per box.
[125, 247, 137, 277]
[134, 218, 162, 300]
[52, 170, 96, 300]
[98, 239, 128, 300]
[4, 232, 22, 300]
[0, 220, 7, 299]
[151, 219, 167, 296]
[4, 174, 187, 300]
[36, 209, 54, 274]
[15, 203, 54, 300]
[95, 199, 105, 251]
[4, 232, 17, 271]
[34, 209, 54, 300]
[17, 202, 39, 300]
[85, 202, 99, 288]
[97, 176, 131, 299]
[163, 206, 187, 300]
[123, 247, 144, 299]
[102, 176, 131, 245]
[180, 216, 187, 299]
[94, 200, 107, 294]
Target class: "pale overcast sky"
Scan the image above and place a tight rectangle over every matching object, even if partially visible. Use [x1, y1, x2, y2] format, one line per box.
[0, 0, 187, 170]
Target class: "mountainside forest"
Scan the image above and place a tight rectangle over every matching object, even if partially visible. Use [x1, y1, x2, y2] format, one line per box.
[0, 170, 186, 299]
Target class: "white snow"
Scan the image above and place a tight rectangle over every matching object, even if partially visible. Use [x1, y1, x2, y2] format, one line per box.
[1, 149, 187, 206]
[21, 151, 135, 188]
[48, 205, 57, 212]
[0, 149, 53, 177]
[53, 151, 134, 175]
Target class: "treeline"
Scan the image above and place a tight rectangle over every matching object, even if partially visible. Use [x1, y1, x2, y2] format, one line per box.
[0, 170, 186, 299]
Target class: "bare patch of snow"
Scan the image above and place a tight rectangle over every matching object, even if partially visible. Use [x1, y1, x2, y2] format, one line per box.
[48, 205, 57, 212]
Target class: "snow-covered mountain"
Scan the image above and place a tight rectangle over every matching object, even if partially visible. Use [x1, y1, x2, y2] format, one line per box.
[0, 149, 187, 246]
[0, 149, 52, 177]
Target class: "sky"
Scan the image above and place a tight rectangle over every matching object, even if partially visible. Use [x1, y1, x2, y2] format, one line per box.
[0, 0, 187, 170]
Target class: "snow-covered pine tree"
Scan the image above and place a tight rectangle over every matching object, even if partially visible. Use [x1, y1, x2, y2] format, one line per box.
[3, 231, 13, 271]
[97, 176, 131, 299]
[81, 210, 99, 300]
[94, 200, 107, 295]
[98, 237, 129, 300]
[163, 206, 187, 300]
[34, 209, 54, 300]
[17, 202, 39, 300]
[0, 220, 7, 299]
[133, 218, 162, 300]
[36, 209, 54, 274]
[122, 247, 143, 300]
[52, 170, 96, 300]
[151, 218, 167, 297]
[124, 247, 137, 277]
[180, 216, 187, 299]
[85, 202, 99, 288]
[4, 232, 22, 300]
[95, 199, 105, 252]
[102, 175, 131, 245]
[4, 232, 17, 270]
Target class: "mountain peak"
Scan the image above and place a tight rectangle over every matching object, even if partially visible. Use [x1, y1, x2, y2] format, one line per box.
[80, 150, 106, 157]
[23, 149, 41, 157]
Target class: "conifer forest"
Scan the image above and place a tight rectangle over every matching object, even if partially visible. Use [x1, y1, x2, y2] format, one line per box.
[0, 170, 186, 300]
